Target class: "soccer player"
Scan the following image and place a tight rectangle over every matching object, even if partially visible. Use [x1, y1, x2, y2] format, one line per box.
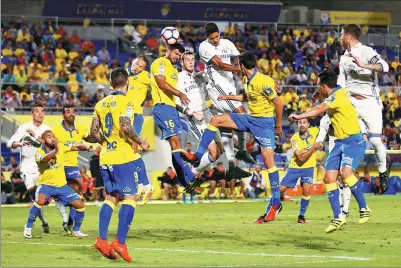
[93, 67, 150, 261]
[278, 117, 321, 224]
[126, 56, 153, 205]
[289, 69, 371, 233]
[150, 43, 200, 193]
[8, 103, 66, 233]
[23, 130, 90, 238]
[181, 52, 284, 222]
[199, 22, 256, 177]
[52, 104, 90, 233]
[339, 24, 389, 191]
[176, 51, 223, 174]
[316, 114, 352, 218]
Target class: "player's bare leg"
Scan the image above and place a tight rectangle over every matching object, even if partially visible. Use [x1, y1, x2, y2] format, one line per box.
[233, 105, 256, 164]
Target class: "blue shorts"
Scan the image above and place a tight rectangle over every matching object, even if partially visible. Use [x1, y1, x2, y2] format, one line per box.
[100, 159, 146, 196]
[36, 184, 81, 206]
[325, 133, 366, 171]
[64, 166, 81, 180]
[281, 167, 314, 188]
[152, 104, 182, 140]
[229, 113, 275, 148]
[134, 113, 144, 136]
[135, 158, 150, 185]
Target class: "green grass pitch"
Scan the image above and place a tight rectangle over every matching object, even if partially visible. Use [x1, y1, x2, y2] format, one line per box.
[2, 195, 401, 267]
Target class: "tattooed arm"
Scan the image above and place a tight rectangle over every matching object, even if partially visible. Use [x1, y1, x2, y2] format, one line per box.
[83, 116, 104, 144]
[119, 116, 150, 151]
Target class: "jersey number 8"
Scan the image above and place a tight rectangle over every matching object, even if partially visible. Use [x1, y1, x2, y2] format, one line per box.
[105, 113, 113, 137]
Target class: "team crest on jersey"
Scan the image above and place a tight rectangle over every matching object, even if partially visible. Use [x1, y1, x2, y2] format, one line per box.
[262, 84, 274, 96]
[171, 73, 178, 81]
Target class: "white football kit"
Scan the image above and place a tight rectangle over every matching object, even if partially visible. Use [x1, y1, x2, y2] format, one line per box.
[199, 38, 242, 113]
[7, 122, 51, 189]
[176, 71, 221, 143]
[338, 42, 389, 135]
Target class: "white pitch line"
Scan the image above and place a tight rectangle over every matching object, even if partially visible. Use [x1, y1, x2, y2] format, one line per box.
[3, 241, 372, 261]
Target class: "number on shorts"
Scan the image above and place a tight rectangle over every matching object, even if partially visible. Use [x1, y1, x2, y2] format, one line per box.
[105, 113, 113, 137]
[164, 120, 175, 128]
[134, 172, 139, 183]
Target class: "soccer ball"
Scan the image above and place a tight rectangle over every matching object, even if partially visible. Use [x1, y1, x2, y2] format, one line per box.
[161, 26, 180, 45]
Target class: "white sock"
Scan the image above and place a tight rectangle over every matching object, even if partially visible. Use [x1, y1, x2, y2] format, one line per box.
[237, 131, 246, 151]
[370, 136, 387, 173]
[38, 207, 48, 225]
[338, 185, 344, 208]
[221, 132, 235, 166]
[55, 200, 68, 223]
[342, 186, 351, 213]
[196, 153, 215, 174]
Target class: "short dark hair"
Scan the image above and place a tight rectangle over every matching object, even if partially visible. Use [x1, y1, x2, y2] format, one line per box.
[110, 67, 128, 89]
[342, 24, 361, 39]
[181, 50, 194, 60]
[318, 69, 338, 88]
[239, 52, 257, 69]
[205, 22, 219, 35]
[168, 43, 185, 53]
[137, 55, 149, 65]
[62, 104, 76, 114]
[31, 102, 44, 113]
[216, 162, 223, 166]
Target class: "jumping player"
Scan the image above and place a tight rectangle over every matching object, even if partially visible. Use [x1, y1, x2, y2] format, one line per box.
[339, 24, 389, 191]
[199, 22, 256, 179]
[182, 52, 284, 222]
[289, 69, 371, 233]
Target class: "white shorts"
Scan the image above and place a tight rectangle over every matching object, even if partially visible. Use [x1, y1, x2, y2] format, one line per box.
[351, 97, 382, 135]
[187, 110, 221, 143]
[21, 172, 39, 190]
[206, 73, 242, 113]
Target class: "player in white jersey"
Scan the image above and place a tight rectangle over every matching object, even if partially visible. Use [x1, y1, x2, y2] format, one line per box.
[7, 103, 68, 233]
[338, 24, 389, 191]
[199, 22, 256, 176]
[176, 51, 223, 175]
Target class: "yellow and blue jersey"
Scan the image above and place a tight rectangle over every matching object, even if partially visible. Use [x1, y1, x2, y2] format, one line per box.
[245, 70, 277, 117]
[94, 91, 140, 165]
[289, 127, 319, 168]
[34, 144, 69, 187]
[127, 70, 151, 115]
[150, 57, 179, 107]
[324, 87, 360, 139]
[52, 121, 87, 167]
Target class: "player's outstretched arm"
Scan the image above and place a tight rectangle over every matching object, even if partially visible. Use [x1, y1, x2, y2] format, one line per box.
[84, 116, 104, 144]
[349, 52, 389, 73]
[294, 143, 322, 163]
[70, 144, 92, 152]
[119, 116, 150, 151]
[218, 94, 247, 102]
[289, 104, 329, 121]
[210, 56, 240, 73]
[155, 75, 190, 105]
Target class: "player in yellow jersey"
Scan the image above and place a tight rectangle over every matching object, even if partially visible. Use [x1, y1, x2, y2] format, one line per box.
[151, 43, 202, 193]
[126, 55, 154, 204]
[289, 69, 371, 233]
[181, 52, 285, 222]
[279, 118, 321, 224]
[52, 104, 90, 233]
[24, 130, 91, 238]
[90, 67, 150, 262]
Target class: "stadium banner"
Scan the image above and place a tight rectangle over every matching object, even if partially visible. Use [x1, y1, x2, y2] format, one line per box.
[42, 0, 282, 23]
[12, 115, 155, 150]
[320, 10, 392, 25]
